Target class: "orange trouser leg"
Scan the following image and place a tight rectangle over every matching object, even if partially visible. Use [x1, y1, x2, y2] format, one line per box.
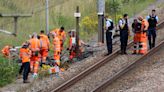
[34, 61, 39, 74]
[31, 55, 40, 73]
[54, 51, 60, 66]
[30, 60, 34, 72]
[40, 49, 48, 63]
[133, 33, 140, 53]
[139, 33, 148, 54]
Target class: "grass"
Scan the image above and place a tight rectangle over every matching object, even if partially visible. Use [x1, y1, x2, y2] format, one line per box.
[0, 0, 158, 87]
[0, 56, 19, 87]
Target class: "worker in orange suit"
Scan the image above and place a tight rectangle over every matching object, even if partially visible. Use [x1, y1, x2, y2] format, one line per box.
[67, 30, 88, 61]
[39, 30, 50, 66]
[19, 43, 31, 83]
[51, 27, 66, 52]
[29, 33, 41, 78]
[68, 31, 76, 61]
[138, 16, 149, 55]
[1, 45, 11, 58]
[132, 19, 142, 54]
[52, 32, 61, 66]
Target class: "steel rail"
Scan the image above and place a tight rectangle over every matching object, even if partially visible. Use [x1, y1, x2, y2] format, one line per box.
[91, 40, 164, 92]
[51, 21, 164, 92]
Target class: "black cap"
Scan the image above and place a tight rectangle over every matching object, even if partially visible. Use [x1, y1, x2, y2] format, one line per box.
[123, 14, 128, 18]
[60, 26, 64, 30]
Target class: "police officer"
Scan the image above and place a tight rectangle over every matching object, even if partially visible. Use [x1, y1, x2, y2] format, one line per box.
[119, 14, 130, 54]
[104, 16, 114, 56]
[146, 9, 159, 49]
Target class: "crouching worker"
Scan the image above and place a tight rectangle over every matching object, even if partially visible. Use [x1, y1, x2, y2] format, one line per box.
[19, 43, 31, 83]
[68, 30, 88, 61]
[1, 45, 11, 58]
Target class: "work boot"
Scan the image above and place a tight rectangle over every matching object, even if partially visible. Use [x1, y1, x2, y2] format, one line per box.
[32, 73, 38, 78]
[23, 80, 30, 83]
[17, 74, 22, 79]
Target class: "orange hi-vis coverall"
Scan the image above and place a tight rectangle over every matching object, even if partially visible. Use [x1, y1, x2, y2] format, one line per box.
[52, 29, 66, 51]
[69, 37, 76, 60]
[39, 34, 50, 63]
[132, 22, 142, 53]
[20, 48, 31, 63]
[29, 38, 41, 74]
[53, 36, 61, 66]
[19, 47, 31, 81]
[1, 46, 10, 58]
[139, 19, 149, 54]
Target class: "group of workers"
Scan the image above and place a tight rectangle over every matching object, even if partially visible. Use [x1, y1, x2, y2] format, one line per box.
[18, 28, 66, 83]
[105, 9, 158, 55]
[1, 9, 158, 83]
[1, 26, 87, 83]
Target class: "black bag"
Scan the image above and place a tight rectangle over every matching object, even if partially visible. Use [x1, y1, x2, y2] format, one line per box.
[108, 21, 114, 30]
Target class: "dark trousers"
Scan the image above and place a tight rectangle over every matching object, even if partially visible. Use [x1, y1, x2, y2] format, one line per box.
[21, 62, 30, 81]
[19, 64, 24, 74]
[120, 30, 128, 53]
[106, 31, 113, 54]
[148, 28, 156, 49]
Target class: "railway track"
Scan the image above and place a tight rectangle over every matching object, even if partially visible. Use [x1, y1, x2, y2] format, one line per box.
[51, 21, 164, 92]
[92, 40, 164, 92]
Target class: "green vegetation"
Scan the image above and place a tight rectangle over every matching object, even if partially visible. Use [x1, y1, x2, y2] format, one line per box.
[0, 0, 157, 87]
[106, 0, 156, 23]
[0, 56, 19, 87]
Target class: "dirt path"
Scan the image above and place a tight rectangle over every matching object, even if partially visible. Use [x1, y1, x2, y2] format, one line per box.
[0, 1, 164, 92]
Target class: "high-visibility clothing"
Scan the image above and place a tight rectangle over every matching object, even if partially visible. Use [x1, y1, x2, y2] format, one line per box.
[29, 38, 41, 52]
[1, 46, 10, 57]
[29, 38, 41, 73]
[132, 22, 142, 53]
[39, 34, 50, 63]
[139, 33, 148, 54]
[141, 19, 149, 31]
[39, 34, 50, 50]
[138, 19, 148, 54]
[19, 48, 31, 63]
[51, 29, 66, 51]
[53, 36, 61, 66]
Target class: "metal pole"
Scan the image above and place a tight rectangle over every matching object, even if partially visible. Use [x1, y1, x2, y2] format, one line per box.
[97, 0, 105, 43]
[75, 6, 80, 55]
[13, 17, 18, 36]
[45, 0, 49, 35]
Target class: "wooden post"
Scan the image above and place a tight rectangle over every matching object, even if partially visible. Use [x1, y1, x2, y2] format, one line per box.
[74, 6, 81, 56]
[0, 14, 31, 36]
[97, 0, 105, 43]
[13, 17, 18, 36]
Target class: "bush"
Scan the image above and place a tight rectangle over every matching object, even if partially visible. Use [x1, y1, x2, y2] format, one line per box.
[0, 56, 19, 87]
[80, 13, 98, 39]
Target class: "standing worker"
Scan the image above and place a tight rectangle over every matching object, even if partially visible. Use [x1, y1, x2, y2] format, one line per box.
[52, 32, 61, 66]
[119, 14, 130, 54]
[104, 16, 114, 56]
[146, 9, 159, 49]
[138, 16, 149, 54]
[39, 30, 50, 65]
[132, 19, 142, 54]
[51, 27, 66, 53]
[29, 33, 41, 78]
[19, 43, 31, 83]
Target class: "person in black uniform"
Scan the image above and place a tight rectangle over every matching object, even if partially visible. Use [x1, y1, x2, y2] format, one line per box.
[104, 16, 114, 56]
[146, 9, 159, 49]
[119, 14, 130, 54]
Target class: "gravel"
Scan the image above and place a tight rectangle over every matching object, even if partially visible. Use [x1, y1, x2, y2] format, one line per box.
[103, 43, 164, 92]
[0, 1, 164, 92]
